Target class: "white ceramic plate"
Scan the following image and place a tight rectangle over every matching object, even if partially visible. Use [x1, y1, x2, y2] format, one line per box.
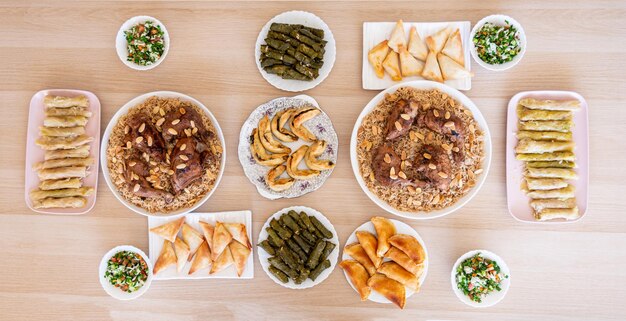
[116, 15, 170, 71]
[506, 91, 588, 223]
[255, 10, 336, 92]
[25, 89, 101, 215]
[450, 249, 511, 308]
[100, 91, 226, 217]
[341, 218, 428, 304]
[350, 80, 492, 220]
[362, 21, 472, 91]
[148, 211, 253, 280]
[469, 14, 526, 72]
[257, 206, 339, 289]
[238, 95, 338, 199]
[99, 245, 153, 300]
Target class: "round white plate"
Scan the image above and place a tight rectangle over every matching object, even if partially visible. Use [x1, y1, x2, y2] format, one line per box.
[469, 14, 526, 71]
[254, 10, 336, 92]
[450, 249, 511, 308]
[341, 218, 429, 304]
[116, 16, 170, 71]
[349, 80, 492, 220]
[238, 95, 338, 199]
[257, 206, 339, 289]
[100, 91, 226, 217]
[99, 245, 153, 300]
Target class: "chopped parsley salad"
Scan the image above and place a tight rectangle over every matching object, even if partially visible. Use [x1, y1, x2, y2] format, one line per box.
[125, 20, 165, 66]
[455, 253, 508, 303]
[105, 250, 149, 293]
[473, 21, 521, 65]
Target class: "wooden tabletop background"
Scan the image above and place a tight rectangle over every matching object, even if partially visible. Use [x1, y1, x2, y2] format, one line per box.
[1, 1, 625, 320]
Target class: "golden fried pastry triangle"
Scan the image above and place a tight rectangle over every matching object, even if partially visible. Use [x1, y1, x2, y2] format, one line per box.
[198, 221, 215, 253]
[426, 27, 451, 52]
[421, 51, 443, 82]
[181, 223, 205, 262]
[441, 28, 464, 66]
[382, 50, 402, 81]
[149, 216, 185, 243]
[356, 231, 383, 268]
[368, 273, 406, 309]
[189, 241, 212, 275]
[438, 53, 471, 80]
[223, 223, 252, 249]
[339, 260, 371, 301]
[388, 20, 406, 52]
[368, 40, 391, 78]
[153, 240, 177, 275]
[408, 26, 428, 61]
[210, 244, 234, 274]
[173, 237, 190, 273]
[399, 45, 424, 77]
[229, 240, 251, 277]
[211, 222, 233, 261]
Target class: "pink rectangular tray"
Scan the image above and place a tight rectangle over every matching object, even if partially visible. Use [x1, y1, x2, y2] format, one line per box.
[506, 90, 589, 223]
[24, 89, 101, 215]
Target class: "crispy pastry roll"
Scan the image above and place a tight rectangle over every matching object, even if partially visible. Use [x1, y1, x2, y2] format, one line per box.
[371, 216, 396, 257]
[377, 261, 421, 291]
[39, 126, 85, 137]
[45, 107, 92, 117]
[525, 178, 568, 190]
[516, 130, 572, 142]
[43, 116, 88, 128]
[339, 260, 371, 301]
[34, 157, 94, 170]
[344, 243, 377, 276]
[530, 198, 577, 212]
[38, 178, 82, 190]
[153, 240, 177, 275]
[44, 145, 90, 160]
[149, 216, 185, 243]
[37, 166, 87, 180]
[32, 196, 86, 209]
[526, 185, 576, 199]
[367, 273, 406, 309]
[518, 120, 572, 132]
[30, 186, 93, 201]
[526, 167, 578, 179]
[518, 98, 581, 111]
[535, 207, 579, 221]
[35, 135, 93, 150]
[517, 106, 572, 121]
[515, 151, 575, 162]
[356, 231, 382, 268]
[526, 161, 576, 168]
[388, 234, 425, 264]
[515, 139, 574, 154]
[44, 95, 89, 108]
[384, 247, 421, 275]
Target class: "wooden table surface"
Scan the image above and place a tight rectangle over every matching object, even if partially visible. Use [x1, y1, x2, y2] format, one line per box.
[1, 1, 625, 320]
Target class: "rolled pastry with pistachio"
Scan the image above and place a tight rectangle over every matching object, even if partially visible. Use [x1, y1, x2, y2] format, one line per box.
[518, 98, 581, 111]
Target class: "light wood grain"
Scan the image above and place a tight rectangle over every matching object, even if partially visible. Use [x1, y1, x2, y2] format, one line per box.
[1, 1, 626, 320]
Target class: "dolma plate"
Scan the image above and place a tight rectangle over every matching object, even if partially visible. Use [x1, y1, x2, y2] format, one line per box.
[506, 90, 589, 223]
[24, 89, 101, 215]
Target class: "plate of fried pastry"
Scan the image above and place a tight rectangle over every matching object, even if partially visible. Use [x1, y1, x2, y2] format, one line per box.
[238, 95, 338, 199]
[351, 81, 491, 219]
[25, 89, 100, 214]
[507, 91, 588, 223]
[340, 216, 428, 309]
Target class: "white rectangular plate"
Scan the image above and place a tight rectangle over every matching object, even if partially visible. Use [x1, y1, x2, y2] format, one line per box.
[506, 91, 589, 223]
[148, 210, 254, 280]
[24, 89, 101, 215]
[362, 21, 471, 91]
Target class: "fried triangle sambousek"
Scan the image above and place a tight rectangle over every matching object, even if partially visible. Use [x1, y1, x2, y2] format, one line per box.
[189, 241, 212, 275]
[149, 216, 185, 243]
[421, 50, 443, 82]
[173, 237, 191, 273]
[153, 240, 177, 275]
[210, 244, 234, 274]
[339, 260, 371, 301]
[229, 240, 251, 277]
[371, 216, 396, 257]
[368, 273, 406, 309]
[441, 28, 464, 66]
[408, 26, 428, 61]
[211, 222, 233, 261]
[438, 53, 470, 80]
[182, 223, 204, 262]
[356, 231, 382, 268]
[344, 243, 377, 276]
[368, 40, 390, 79]
[223, 223, 252, 249]
[378, 261, 421, 291]
[388, 234, 426, 264]
[426, 27, 451, 52]
[387, 19, 406, 53]
[198, 221, 215, 253]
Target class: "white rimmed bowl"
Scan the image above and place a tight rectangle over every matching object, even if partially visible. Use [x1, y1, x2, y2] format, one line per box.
[257, 206, 339, 289]
[255, 10, 336, 92]
[450, 249, 511, 308]
[99, 245, 153, 300]
[116, 16, 170, 71]
[469, 14, 526, 71]
[100, 91, 226, 217]
[341, 218, 428, 304]
[350, 80, 492, 220]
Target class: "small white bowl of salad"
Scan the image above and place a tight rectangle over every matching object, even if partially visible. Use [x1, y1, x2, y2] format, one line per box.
[99, 245, 153, 300]
[116, 16, 170, 71]
[451, 250, 510, 308]
[470, 14, 526, 71]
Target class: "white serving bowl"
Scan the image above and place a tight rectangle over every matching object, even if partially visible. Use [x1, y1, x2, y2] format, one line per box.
[450, 249, 511, 308]
[116, 15, 170, 71]
[99, 245, 153, 300]
[350, 80, 492, 220]
[100, 91, 226, 217]
[469, 14, 526, 71]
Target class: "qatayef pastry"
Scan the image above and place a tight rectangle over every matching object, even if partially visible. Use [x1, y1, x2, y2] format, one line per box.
[339, 260, 371, 300]
[258, 115, 290, 154]
[377, 261, 421, 291]
[387, 20, 406, 52]
[356, 231, 382, 268]
[367, 273, 406, 309]
[344, 243, 377, 276]
[368, 40, 391, 79]
[44, 95, 89, 108]
[210, 245, 234, 274]
[388, 234, 425, 264]
[153, 240, 177, 275]
[270, 109, 298, 143]
[382, 50, 402, 81]
[519, 98, 581, 111]
[304, 140, 335, 171]
[189, 241, 212, 275]
[182, 223, 205, 261]
[407, 26, 428, 61]
[32, 196, 86, 209]
[441, 29, 464, 66]
[229, 240, 251, 277]
[371, 216, 396, 257]
[174, 237, 191, 273]
[149, 216, 185, 243]
[421, 51, 443, 82]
